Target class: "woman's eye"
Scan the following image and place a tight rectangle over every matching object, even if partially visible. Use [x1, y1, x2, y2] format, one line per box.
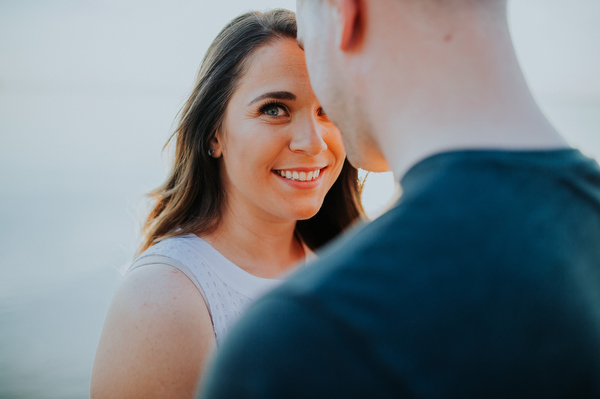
[264, 105, 288, 117]
[318, 107, 327, 116]
[265, 106, 283, 116]
[260, 103, 289, 117]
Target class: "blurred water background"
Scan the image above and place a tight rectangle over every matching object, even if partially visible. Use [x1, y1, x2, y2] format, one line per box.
[0, 0, 599, 397]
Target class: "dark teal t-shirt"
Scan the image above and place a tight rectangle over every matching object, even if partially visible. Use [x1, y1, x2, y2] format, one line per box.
[201, 149, 600, 398]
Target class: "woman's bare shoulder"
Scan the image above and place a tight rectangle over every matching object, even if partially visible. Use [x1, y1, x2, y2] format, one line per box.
[91, 264, 215, 399]
[110, 263, 207, 314]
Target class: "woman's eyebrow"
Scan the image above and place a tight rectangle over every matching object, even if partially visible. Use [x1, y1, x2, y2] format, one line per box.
[248, 91, 296, 105]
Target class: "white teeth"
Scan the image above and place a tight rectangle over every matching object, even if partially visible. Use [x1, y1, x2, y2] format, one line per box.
[275, 169, 322, 182]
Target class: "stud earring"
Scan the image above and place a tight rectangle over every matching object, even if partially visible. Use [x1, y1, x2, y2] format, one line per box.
[208, 149, 214, 157]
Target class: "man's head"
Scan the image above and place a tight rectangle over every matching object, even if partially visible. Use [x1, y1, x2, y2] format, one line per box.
[296, 0, 510, 173]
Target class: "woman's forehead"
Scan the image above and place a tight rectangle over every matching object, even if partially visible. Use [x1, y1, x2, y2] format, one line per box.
[235, 39, 313, 102]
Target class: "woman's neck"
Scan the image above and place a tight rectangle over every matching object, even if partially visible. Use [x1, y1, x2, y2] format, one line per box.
[199, 206, 305, 279]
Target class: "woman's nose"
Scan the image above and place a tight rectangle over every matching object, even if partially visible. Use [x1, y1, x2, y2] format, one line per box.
[288, 116, 327, 156]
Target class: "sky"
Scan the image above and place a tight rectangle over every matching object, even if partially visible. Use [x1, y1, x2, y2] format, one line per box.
[508, 0, 600, 101]
[0, 0, 598, 100]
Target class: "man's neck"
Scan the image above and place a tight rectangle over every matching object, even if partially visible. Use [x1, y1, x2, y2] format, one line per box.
[362, 0, 569, 180]
[381, 100, 568, 179]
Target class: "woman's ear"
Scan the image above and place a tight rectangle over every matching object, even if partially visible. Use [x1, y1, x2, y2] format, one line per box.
[209, 131, 223, 158]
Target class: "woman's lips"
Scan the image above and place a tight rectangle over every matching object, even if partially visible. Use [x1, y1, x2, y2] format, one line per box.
[273, 168, 322, 182]
[272, 167, 326, 188]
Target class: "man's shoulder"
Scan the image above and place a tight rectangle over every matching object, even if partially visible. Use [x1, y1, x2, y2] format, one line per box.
[288, 174, 505, 290]
[288, 205, 419, 288]
[273, 201, 458, 314]
[272, 147, 600, 312]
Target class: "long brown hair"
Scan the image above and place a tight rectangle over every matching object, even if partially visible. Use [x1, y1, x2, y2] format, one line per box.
[137, 9, 364, 256]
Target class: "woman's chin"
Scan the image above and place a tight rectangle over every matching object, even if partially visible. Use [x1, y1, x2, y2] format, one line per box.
[283, 205, 321, 222]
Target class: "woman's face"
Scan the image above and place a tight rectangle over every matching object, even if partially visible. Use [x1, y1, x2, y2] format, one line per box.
[213, 38, 346, 224]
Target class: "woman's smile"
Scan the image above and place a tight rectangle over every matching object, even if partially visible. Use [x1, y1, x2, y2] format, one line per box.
[272, 167, 326, 188]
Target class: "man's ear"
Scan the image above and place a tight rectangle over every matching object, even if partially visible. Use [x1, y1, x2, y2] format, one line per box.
[208, 132, 223, 158]
[337, 0, 363, 51]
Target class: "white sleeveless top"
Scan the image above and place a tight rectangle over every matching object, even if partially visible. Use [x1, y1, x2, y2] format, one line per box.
[128, 234, 313, 345]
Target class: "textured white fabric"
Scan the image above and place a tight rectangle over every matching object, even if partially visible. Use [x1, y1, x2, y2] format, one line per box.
[129, 234, 313, 345]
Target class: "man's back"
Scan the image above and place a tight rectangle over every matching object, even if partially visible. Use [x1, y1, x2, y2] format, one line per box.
[202, 149, 600, 398]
